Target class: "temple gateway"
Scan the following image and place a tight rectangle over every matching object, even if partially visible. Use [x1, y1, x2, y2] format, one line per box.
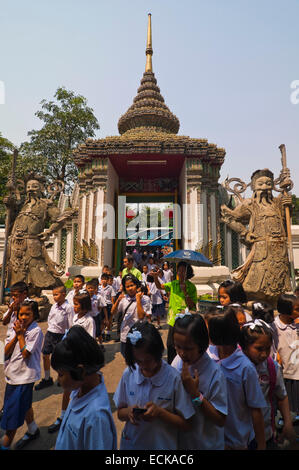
[65, 14, 241, 294]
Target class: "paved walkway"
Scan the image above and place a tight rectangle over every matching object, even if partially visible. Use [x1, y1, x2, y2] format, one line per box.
[0, 318, 169, 450]
[1, 318, 298, 451]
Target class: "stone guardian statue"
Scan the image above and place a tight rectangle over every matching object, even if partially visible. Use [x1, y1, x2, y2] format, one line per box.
[221, 167, 293, 306]
[3, 173, 76, 298]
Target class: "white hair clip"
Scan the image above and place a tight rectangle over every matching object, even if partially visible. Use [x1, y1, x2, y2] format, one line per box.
[252, 302, 264, 310]
[127, 329, 142, 345]
[176, 308, 192, 320]
[244, 319, 270, 331]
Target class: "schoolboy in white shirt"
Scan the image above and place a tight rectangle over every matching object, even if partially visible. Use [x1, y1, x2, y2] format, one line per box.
[35, 286, 73, 391]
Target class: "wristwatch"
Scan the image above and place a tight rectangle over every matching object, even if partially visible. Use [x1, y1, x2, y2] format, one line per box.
[192, 393, 204, 407]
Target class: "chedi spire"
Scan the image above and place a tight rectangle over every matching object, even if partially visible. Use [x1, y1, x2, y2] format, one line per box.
[118, 13, 180, 135]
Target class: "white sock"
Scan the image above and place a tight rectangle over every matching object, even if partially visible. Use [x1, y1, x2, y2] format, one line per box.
[27, 421, 38, 435]
[44, 370, 50, 380]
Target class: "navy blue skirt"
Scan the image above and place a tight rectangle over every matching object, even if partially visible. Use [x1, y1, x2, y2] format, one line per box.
[1, 382, 34, 431]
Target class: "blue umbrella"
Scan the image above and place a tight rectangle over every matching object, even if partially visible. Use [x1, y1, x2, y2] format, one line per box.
[162, 249, 213, 267]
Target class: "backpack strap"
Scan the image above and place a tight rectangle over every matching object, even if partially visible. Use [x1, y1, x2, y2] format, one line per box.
[267, 356, 277, 435]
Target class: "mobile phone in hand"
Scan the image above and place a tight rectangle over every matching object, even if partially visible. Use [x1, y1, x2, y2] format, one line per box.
[133, 408, 147, 416]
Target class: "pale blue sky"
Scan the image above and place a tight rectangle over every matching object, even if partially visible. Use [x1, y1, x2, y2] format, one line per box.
[1, 0, 299, 193]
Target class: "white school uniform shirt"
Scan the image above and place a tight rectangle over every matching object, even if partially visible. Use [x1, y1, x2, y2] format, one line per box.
[90, 293, 107, 317]
[113, 360, 195, 450]
[273, 316, 299, 380]
[98, 285, 115, 305]
[66, 289, 75, 307]
[148, 282, 163, 306]
[72, 312, 96, 338]
[118, 294, 152, 344]
[3, 309, 18, 339]
[113, 276, 122, 293]
[163, 269, 173, 283]
[172, 353, 228, 450]
[47, 301, 73, 334]
[4, 321, 44, 385]
[208, 345, 266, 449]
[256, 359, 287, 441]
[55, 376, 117, 450]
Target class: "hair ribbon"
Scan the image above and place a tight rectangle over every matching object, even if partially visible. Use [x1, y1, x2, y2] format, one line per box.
[244, 319, 270, 331]
[176, 308, 192, 319]
[252, 302, 264, 310]
[62, 329, 69, 341]
[127, 329, 142, 345]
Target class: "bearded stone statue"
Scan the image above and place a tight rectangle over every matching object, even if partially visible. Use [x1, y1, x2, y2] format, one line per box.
[3, 174, 76, 297]
[221, 169, 293, 306]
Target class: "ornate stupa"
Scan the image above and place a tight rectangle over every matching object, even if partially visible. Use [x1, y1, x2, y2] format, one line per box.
[70, 13, 228, 288]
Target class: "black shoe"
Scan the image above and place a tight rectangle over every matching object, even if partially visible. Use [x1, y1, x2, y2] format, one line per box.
[35, 378, 54, 390]
[48, 417, 62, 434]
[15, 428, 40, 450]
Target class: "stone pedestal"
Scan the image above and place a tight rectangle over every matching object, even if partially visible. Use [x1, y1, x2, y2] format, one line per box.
[192, 265, 231, 296]
[68, 265, 101, 279]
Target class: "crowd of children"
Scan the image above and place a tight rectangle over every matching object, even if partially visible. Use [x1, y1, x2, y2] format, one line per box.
[0, 258, 299, 451]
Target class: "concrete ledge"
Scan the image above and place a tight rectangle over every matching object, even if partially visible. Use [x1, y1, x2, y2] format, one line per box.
[192, 265, 231, 296]
[67, 265, 101, 278]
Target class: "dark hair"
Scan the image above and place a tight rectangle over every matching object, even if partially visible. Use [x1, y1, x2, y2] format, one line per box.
[53, 285, 66, 294]
[218, 279, 247, 304]
[19, 300, 40, 321]
[146, 274, 154, 283]
[124, 321, 164, 370]
[124, 255, 134, 264]
[74, 275, 85, 283]
[177, 262, 194, 280]
[251, 302, 274, 324]
[122, 274, 141, 292]
[173, 314, 209, 355]
[51, 325, 104, 380]
[87, 278, 99, 288]
[239, 320, 273, 351]
[203, 305, 225, 323]
[73, 292, 92, 312]
[101, 273, 109, 280]
[108, 274, 114, 280]
[207, 306, 241, 347]
[140, 281, 149, 296]
[277, 293, 299, 316]
[10, 282, 28, 294]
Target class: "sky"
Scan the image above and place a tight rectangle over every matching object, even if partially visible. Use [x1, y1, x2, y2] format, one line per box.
[1, 0, 299, 194]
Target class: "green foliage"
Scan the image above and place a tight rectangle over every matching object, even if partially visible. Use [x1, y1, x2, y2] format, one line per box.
[0, 133, 14, 223]
[292, 194, 299, 224]
[20, 87, 100, 192]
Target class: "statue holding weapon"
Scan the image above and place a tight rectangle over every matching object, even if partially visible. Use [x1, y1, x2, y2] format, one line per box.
[1, 166, 77, 301]
[221, 146, 294, 306]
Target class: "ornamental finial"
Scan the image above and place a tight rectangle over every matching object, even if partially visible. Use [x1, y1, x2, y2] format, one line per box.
[145, 13, 153, 73]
